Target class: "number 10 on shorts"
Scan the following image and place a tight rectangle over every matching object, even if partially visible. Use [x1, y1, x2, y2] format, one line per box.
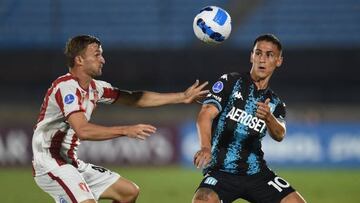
[267, 177, 290, 192]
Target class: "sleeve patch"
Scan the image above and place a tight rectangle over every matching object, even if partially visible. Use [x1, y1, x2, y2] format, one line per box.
[212, 81, 224, 93]
[64, 94, 75, 104]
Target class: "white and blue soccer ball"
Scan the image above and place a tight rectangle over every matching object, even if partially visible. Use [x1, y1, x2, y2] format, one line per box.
[193, 6, 232, 44]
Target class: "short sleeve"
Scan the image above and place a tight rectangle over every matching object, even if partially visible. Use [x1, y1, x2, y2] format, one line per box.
[201, 73, 238, 112]
[54, 82, 83, 118]
[94, 80, 120, 104]
[273, 101, 286, 123]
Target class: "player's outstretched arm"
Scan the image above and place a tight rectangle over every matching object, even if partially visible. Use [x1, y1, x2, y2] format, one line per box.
[68, 112, 156, 140]
[256, 98, 286, 142]
[193, 104, 219, 169]
[115, 80, 209, 107]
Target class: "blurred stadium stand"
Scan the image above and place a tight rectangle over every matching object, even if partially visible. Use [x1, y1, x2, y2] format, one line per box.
[234, 0, 360, 48]
[1, 0, 359, 48]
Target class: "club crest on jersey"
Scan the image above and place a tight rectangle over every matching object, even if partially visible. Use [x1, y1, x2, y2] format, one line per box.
[79, 182, 90, 192]
[212, 81, 223, 93]
[64, 94, 75, 104]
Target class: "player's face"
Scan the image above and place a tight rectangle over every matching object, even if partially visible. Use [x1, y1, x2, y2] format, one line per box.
[250, 41, 283, 80]
[81, 43, 105, 78]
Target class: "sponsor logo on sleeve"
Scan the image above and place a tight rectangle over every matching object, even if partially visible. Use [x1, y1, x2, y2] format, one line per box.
[64, 94, 75, 104]
[212, 81, 224, 93]
[206, 93, 222, 102]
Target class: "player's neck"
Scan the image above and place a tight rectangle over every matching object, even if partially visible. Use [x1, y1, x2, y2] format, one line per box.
[69, 68, 92, 90]
[250, 73, 270, 90]
[253, 80, 268, 90]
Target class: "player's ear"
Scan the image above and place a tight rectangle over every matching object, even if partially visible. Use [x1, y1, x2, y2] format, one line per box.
[74, 55, 83, 66]
[250, 51, 254, 64]
[276, 55, 283, 68]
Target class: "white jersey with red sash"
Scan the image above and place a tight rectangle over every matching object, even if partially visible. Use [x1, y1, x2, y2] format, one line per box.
[32, 73, 119, 176]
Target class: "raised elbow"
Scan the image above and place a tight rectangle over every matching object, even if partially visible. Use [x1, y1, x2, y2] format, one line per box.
[273, 131, 285, 142]
[271, 124, 286, 142]
[274, 135, 284, 142]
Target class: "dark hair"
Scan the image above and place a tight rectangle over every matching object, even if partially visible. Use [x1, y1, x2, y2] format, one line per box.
[253, 34, 282, 52]
[64, 35, 101, 68]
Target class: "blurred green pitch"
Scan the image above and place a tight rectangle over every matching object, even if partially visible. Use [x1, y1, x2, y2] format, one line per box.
[1, 166, 359, 203]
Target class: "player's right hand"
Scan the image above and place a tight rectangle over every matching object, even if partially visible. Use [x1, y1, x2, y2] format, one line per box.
[125, 124, 157, 140]
[193, 147, 212, 169]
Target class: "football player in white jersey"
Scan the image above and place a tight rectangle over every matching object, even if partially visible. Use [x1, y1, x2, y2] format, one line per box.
[32, 35, 208, 203]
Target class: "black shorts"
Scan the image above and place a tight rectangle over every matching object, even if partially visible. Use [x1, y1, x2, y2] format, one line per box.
[196, 168, 295, 203]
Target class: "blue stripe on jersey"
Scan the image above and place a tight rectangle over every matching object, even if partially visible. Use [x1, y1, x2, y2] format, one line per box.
[203, 99, 222, 112]
[223, 83, 266, 174]
[245, 84, 266, 174]
[223, 80, 243, 173]
[205, 79, 241, 172]
[247, 153, 260, 175]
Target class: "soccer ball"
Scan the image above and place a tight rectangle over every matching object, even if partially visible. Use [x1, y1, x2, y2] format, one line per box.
[193, 6, 232, 44]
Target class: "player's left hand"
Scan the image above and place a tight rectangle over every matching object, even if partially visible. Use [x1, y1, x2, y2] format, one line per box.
[256, 98, 271, 121]
[193, 147, 212, 169]
[182, 80, 209, 104]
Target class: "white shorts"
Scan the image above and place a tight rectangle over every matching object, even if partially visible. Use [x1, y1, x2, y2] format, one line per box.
[34, 161, 120, 203]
